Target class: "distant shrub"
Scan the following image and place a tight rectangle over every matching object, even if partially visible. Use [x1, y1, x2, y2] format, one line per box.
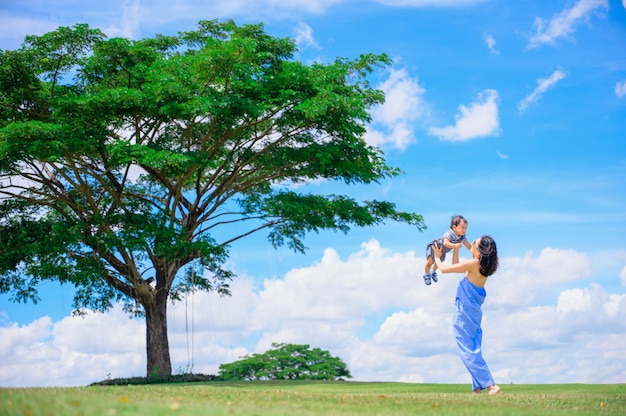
[218, 342, 352, 381]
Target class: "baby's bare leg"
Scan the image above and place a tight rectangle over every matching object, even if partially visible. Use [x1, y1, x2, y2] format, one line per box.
[424, 257, 434, 274]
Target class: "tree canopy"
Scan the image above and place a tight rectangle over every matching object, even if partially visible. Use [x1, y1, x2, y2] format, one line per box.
[0, 20, 425, 377]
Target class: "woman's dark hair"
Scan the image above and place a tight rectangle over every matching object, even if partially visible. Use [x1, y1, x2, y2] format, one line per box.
[478, 235, 498, 277]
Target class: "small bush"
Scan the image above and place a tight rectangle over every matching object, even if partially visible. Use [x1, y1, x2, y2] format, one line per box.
[90, 373, 219, 386]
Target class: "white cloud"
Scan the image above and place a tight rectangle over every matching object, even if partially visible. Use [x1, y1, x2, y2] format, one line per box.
[428, 89, 500, 142]
[604, 294, 626, 317]
[518, 69, 566, 112]
[484, 32, 499, 54]
[102, 0, 142, 39]
[615, 80, 626, 99]
[496, 151, 509, 159]
[0, 307, 145, 387]
[488, 282, 626, 383]
[489, 247, 593, 307]
[254, 240, 427, 327]
[2, 241, 625, 387]
[620, 266, 626, 287]
[365, 68, 428, 150]
[294, 21, 320, 50]
[527, 0, 609, 49]
[557, 288, 591, 313]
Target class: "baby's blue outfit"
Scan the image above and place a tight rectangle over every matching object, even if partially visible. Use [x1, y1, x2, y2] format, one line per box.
[425, 230, 466, 261]
[453, 277, 495, 391]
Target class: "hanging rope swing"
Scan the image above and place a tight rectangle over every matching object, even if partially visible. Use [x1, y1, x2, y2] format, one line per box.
[184, 261, 196, 374]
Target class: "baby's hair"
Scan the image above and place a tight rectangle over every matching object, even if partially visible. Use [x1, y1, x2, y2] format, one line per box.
[450, 215, 467, 228]
[477, 235, 498, 277]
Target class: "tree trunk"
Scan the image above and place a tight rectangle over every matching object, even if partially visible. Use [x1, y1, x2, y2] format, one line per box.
[144, 289, 172, 377]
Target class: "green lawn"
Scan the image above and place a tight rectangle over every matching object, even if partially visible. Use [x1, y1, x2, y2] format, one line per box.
[1, 381, 624, 415]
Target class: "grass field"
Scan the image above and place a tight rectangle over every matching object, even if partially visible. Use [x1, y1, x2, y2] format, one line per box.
[1, 381, 624, 415]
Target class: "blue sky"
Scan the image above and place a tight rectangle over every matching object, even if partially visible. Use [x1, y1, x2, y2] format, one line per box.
[1, 0, 625, 387]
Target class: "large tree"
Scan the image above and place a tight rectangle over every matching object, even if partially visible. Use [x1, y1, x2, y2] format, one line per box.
[0, 20, 425, 377]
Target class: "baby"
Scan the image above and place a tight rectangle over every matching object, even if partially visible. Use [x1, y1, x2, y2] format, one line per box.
[422, 215, 472, 285]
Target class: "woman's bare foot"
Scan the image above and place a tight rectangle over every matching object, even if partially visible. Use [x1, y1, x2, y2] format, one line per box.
[472, 388, 481, 395]
[487, 385, 501, 395]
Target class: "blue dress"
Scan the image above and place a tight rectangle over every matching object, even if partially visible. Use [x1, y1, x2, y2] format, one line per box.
[453, 277, 495, 391]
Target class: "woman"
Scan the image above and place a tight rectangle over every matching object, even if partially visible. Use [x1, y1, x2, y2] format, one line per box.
[432, 235, 501, 395]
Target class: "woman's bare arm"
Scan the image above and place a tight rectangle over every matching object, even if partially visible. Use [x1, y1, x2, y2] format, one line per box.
[435, 258, 477, 274]
[433, 244, 478, 274]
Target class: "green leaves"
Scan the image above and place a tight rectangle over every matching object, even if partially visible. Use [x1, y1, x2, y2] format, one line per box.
[218, 343, 351, 381]
[246, 191, 425, 253]
[0, 19, 424, 326]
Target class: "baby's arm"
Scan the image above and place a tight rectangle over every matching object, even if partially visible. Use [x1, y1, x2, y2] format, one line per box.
[443, 237, 462, 250]
[463, 239, 472, 250]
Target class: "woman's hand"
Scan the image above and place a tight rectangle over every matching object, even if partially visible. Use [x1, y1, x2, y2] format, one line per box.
[432, 241, 442, 258]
